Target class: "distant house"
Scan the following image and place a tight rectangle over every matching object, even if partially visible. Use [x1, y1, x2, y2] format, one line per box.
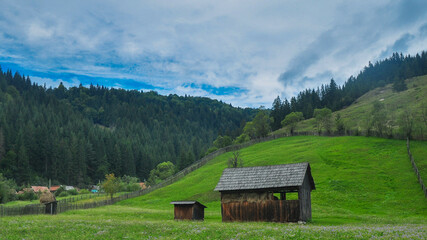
[214, 162, 315, 222]
[31, 186, 49, 193]
[139, 182, 147, 190]
[91, 185, 100, 193]
[49, 186, 61, 192]
[170, 201, 207, 221]
[64, 186, 75, 191]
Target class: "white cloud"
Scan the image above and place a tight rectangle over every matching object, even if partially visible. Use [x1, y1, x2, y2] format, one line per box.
[28, 23, 54, 40]
[0, 0, 426, 107]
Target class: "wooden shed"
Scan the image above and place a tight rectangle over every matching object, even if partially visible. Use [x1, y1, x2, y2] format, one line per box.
[214, 162, 315, 222]
[170, 201, 207, 221]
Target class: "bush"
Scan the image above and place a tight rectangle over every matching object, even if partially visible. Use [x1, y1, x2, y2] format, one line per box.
[147, 161, 176, 186]
[121, 183, 141, 192]
[54, 186, 65, 197]
[205, 147, 218, 155]
[0, 181, 11, 203]
[67, 189, 78, 195]
[79, 189, 90, 194]
[0, 174, 17, 204]
[17, 191, 38, 201]
[233, 133, 250, 144]
[58, 191, 70, 197]
[120, 175, 141, 192]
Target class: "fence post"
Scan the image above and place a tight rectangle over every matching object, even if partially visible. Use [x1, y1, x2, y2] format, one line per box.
[406, 138, 427, 199]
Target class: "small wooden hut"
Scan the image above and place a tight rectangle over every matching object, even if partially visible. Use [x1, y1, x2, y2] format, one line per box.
[39, 190, 57, 215]
[214, 162, 315, 222]
[170, 201, 207, 221]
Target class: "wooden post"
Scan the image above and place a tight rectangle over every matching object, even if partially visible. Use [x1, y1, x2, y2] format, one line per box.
[280, 193, 286, 200]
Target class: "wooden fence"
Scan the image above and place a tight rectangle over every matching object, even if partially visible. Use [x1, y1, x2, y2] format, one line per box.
[56, 192, 107, 204]
[0, 203, 45, 217]
[2, 131, 425, 217]
[406, 138, 427, 198]
[0, 191, 147, 217]
[221, 200, 300, 222]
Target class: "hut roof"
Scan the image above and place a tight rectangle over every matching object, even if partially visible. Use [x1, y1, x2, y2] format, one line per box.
[39, 191, 56, 204]
[170, 201, 207, 208]
[214, 162, 315, 192]
[50, 186, 61, 192]
[31, 186, 49, 192]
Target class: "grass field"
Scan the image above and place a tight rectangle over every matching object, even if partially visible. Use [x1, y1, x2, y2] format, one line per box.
[1, 136, 426, 239]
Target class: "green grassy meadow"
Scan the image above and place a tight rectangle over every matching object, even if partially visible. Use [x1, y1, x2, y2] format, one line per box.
[1, 136, 426, 239]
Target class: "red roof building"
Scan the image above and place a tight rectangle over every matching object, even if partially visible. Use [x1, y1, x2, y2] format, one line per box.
[31, 186, 49, 193]
[50, 186, 61, 192]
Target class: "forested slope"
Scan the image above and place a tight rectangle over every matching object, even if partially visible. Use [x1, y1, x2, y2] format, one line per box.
[0, 68, 256, 186]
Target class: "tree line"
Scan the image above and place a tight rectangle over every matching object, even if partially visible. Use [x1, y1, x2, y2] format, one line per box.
[0, 68, 256, 187]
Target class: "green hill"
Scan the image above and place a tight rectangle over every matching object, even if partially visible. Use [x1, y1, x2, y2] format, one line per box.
[274, 75, 427, 139]
[120, 136, 427, 224]
[1, 136, 426, 239]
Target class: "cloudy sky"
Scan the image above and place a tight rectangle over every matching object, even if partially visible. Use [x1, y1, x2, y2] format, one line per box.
[1, 1, 426, 107]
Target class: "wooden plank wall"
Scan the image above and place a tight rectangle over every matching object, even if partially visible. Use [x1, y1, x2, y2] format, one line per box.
[192, 205, 205, 220]
[221, 200, 300, 222]
[298, 173, 312, 221]
[174, 205, 193, 220]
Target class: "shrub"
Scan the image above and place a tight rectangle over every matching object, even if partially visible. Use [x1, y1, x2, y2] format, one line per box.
[17, 191, 38, 201]
[58, 191, 70, 197]
[54, 186, 65, 197]
[67, 189, 78, 195]
[79, 189, 90, 194]
[123, 183, 141, 192]
[147, 161, 176, 186]
[0, 174, 17, 204]
[205, 147, 218, 155]
[120, 175, 141, 192]
[233, 133, 250, 144]
[0, 181, 10, 203]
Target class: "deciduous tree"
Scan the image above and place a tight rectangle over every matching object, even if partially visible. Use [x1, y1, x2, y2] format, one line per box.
[281, 112, 304, 135]
[314, 108, 332, 134]
[102, 173, 120, 199]
[227, 151, 243, 168]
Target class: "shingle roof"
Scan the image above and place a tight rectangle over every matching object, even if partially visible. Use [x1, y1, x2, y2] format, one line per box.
[214, 162, 314, 191]
[170, 201, 207, 208]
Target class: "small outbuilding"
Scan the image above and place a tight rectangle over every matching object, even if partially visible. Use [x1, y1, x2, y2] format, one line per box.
[170, 201, 207, 221]
[39, 190, 57, 215]
[214, 162, 315, 222]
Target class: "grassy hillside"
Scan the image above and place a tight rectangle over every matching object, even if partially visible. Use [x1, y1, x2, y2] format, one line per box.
[119, 136, 427, 223]
[1, 136, 426, 239]
[274, 75, 427, 138]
